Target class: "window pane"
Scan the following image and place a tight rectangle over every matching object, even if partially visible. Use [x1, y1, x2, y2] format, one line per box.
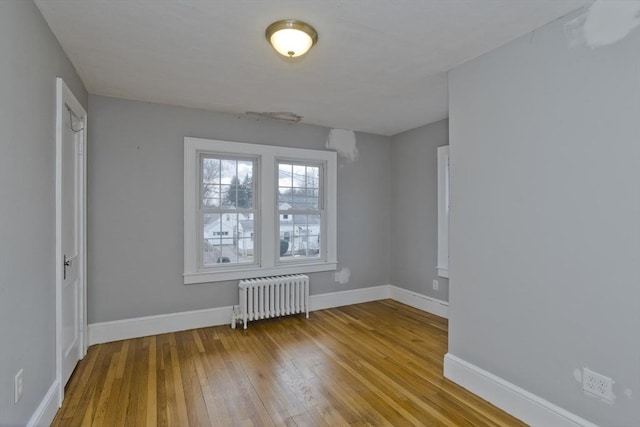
[279, 163, 293, 188]
[306, 166, 319, 189]
[278, 162, 321, 211]
[202, 157, 220, 184]
[202, 184, 221, 207]
[203, 213, 255, 266]
[222, 177, 253, 209]
[292, 165, 306, 187]
[279, 214, 320, 261]
[303, 189, 319, 210]
[237, 160, 254, 209]
[201, 156, 254, 210]
[220, 184, 233, 207]
[220, 159, 236, 184]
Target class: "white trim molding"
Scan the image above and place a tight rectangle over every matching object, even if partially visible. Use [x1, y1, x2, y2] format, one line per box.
[389, 285, 449, 319]
[184, 262, 338, 285]
[89, 286, 389, 345]
[444, 354, 598, 427]
[309, 286, 390, 312]
[88, 285, 448, 345]
[89, 306, 234, 345]
[27, 381, 60, 427]
[437, 145, 450, 279]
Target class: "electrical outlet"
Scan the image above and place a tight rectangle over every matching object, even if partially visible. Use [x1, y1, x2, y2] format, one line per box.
[432, 280, 439, 291]
[583, 368, 614, 403]
[15, 369, 23, 403]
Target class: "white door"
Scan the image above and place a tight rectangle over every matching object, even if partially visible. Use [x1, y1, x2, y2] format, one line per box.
[56, 78, 87, 401]
[61, 106, 81, 385]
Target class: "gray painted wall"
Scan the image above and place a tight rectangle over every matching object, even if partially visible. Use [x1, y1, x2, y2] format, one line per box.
[391, 119, 449, 301]
[87, 95, 391, 323]
[0, 1, 87, 425]
[448, 9, 639, 427]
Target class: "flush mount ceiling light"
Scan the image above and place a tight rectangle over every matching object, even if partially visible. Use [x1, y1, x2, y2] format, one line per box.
[265, 19, 318, 58]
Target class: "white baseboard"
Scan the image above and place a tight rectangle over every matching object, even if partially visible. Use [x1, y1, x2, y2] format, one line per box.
[444, 353, 597, 427]
[310, 285, 390, 311]
[27, 380, 60, 427]
[389, 285, 448, 319]
[89, 305, 233, 345]
[88, 285, 447, 346]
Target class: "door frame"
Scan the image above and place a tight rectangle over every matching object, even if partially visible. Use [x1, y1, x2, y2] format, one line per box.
[55, 77, 88, 405]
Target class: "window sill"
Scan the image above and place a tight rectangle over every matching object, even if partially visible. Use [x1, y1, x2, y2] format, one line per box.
[184, 262, 338, 285]
[437, 267, 449, 278]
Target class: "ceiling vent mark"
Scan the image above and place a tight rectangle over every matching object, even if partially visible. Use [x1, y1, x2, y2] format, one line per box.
[246, 111, 303, 123]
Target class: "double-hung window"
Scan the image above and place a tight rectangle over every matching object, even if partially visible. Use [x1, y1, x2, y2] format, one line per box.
[200, 155, 257, 267]
[184, 137, 337, 284]
[277, 161, 323, 262]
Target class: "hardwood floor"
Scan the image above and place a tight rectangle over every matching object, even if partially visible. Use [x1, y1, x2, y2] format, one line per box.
[52, 300, 526, 426]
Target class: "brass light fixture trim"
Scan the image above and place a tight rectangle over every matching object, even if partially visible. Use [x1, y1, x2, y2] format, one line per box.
[265, 19, 318, 58]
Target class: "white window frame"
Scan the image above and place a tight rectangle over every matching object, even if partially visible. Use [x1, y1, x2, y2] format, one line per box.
[276, 159, 325, 265]
[437, 145, 449, 278]
[184, 137, 337, 284]
[198, 153, 259, 269]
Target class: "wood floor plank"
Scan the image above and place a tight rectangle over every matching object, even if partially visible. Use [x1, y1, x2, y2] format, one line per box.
[53, 300, 526, 426]
[146, 336, 158, 427]
[90, 352, 119, 427]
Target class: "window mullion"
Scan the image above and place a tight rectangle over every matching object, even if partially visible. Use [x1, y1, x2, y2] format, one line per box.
[261, 154, 275, 268]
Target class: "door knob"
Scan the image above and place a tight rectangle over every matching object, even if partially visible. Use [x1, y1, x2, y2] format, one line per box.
[63, 255, 71, 280]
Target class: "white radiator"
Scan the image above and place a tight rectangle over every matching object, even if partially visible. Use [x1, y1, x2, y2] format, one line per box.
[231, 274, 309, 329]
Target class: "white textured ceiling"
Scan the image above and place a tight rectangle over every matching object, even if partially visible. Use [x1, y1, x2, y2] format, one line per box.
[35, 0, 589, 136]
